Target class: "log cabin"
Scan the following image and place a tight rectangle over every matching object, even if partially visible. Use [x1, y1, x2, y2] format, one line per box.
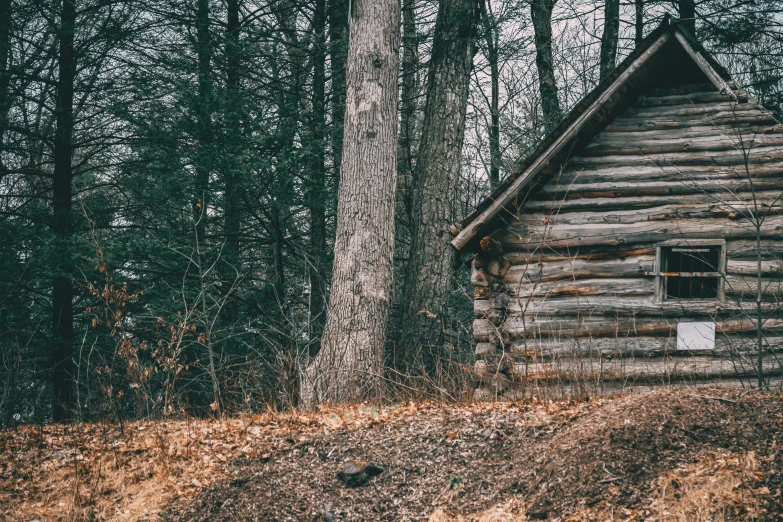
[451, 17, 783, 398]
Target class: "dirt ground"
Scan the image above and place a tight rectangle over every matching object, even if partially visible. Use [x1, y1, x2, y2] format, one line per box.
[2, 387, 782, 521]
[171, 388, 783, 521]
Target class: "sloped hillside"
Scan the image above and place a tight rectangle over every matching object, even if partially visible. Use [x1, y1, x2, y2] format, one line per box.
[2, 388, 782, 521]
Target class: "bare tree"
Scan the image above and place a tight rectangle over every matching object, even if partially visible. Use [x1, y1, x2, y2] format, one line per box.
[398, 0, 420, 217]
[222, 0, 242, 271]
[599, 0, 620, 81]
[396, 0, 477, 378]
[307, 0, 328, 344]
[0, 0, 10, 175]
[531, 0, 562, 132]
[721, 122, 783, 388]
[679, 0, 696, 34]
[194, 0, 214, 241]
[329, 0, 350, 178]
[635, 0, 644, 47]
[303, 0, 400, 405]
[51, 0, 77, 422]
[479, 0, 501, 188]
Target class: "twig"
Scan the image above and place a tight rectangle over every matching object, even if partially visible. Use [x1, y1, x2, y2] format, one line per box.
[600, 463, 621, 483]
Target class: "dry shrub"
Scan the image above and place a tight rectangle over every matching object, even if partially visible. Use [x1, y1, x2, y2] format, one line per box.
[650, 452, 768, 521]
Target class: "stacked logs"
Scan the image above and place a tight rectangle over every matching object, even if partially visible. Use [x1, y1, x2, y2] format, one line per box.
[466, 85, 783, 398]
[472, 236, 513, 399]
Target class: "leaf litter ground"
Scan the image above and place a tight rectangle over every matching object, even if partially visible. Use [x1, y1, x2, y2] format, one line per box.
[2, 387, 782, 521]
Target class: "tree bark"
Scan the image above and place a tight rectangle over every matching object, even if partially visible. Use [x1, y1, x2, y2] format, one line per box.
[479, 0, 501, 188]
[328, 0, 349, 179]
[194, 0, 213, 239]
[599, 0, 620, 81]
[302, 0, 400, 405]
[52, 0, 77, 422]
[272, 0, 304, 404]
[193, 0, 221, 412]
[223, 0, 241, 270]
[0, 0, 11, 178]
[678, 0, 696, 35]
[396, 0, 476, 375]
[635, 0, 644, 48]
[307, 0, 328, 349]
[398, 0, 419, 211]
[531, 0, 562, 133]
[271, 208, 294, 405]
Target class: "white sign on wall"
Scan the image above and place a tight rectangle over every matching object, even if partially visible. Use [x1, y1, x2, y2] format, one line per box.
[677, 321, 716, 350]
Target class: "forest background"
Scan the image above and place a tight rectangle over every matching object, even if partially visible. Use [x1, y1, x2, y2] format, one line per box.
[1, 0, 781, 423]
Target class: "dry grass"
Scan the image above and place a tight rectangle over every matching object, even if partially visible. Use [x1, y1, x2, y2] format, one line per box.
[427, 452, 769, 522]
[1, 401, 523, 522]
[1, 418, 260, 522]
[2, 392, 779, 521]
[429, 501, 527, 522]
[650, 452, 770, 521]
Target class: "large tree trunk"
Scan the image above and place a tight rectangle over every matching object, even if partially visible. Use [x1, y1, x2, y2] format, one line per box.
[599, 0, 620, 81]
[52, 0, 77, 422]
[395, 0, 475, 376]
[531, 0, 562, 133]
[302, 0, 400, 405]
[479, 0, 501, 188]
[307, 0, 328, 350]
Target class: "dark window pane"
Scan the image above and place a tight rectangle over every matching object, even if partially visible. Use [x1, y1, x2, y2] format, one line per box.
[663, 246, 720, 273]
[665, 276, 719, 299]
[662, 245, 721, 300]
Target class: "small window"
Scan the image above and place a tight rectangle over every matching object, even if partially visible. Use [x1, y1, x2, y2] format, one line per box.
[657, 243, 724, 301]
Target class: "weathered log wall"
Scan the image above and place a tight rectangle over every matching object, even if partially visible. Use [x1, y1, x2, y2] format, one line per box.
[473, 85, 783, 397]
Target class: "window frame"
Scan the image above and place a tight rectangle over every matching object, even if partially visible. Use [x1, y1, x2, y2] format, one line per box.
[653, 239, 726, 303]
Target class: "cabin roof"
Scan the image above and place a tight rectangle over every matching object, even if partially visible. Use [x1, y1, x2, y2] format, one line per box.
[450, 16, 737, 252]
